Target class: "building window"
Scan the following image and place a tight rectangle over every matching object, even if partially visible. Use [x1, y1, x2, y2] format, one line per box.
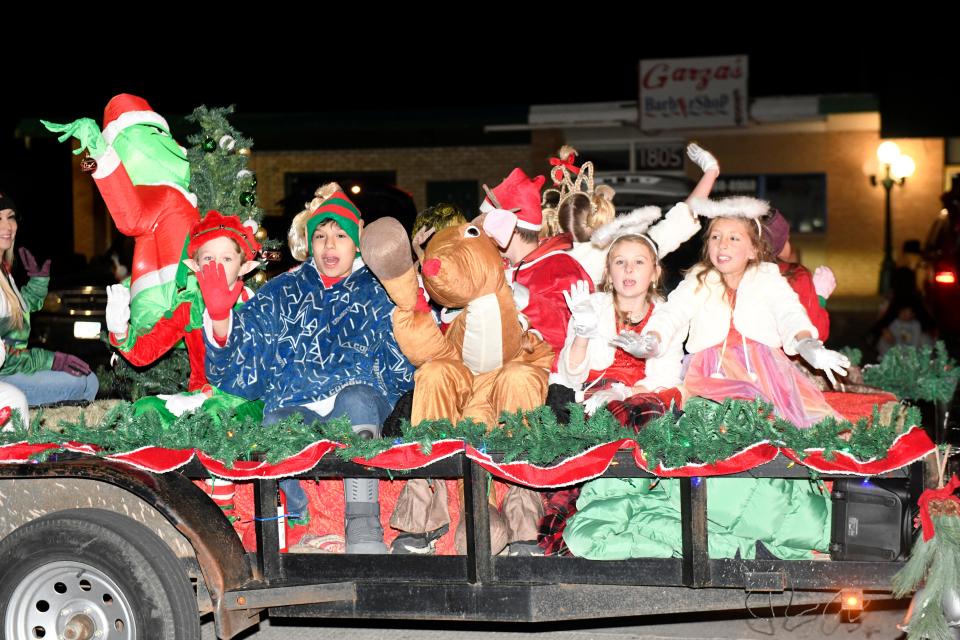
[426, 180, 479, 216]
[576, 148, 631, 173]
[711, 173, 827, 233]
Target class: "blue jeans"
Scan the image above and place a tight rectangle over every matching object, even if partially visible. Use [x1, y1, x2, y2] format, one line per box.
[263, 385, 393, 517]
[2, 370, 99, 407]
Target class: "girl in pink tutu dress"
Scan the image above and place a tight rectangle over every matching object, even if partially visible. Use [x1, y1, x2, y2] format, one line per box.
[636, 197, 850, 427]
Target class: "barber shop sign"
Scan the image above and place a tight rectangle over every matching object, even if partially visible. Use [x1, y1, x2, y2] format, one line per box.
[639, 56, 748, 131]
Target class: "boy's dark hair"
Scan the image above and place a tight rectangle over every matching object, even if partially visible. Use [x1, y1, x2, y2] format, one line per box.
[514, 227, 540, 245]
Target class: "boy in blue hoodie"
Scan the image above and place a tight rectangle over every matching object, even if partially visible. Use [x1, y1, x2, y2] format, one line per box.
[200, 183, 414, 553]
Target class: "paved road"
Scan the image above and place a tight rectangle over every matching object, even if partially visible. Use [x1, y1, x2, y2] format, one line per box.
[202, 600, 910, 640]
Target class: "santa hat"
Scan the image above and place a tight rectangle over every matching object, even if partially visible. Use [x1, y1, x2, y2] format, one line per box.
[187, 210, 261, 261]
[304, 189, 362, 254]
[480, 168, 546, 231]
[101, 94, 170, 146]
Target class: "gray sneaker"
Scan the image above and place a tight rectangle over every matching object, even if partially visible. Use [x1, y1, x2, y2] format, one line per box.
[506, 541, 544, 556]
[344, 502, 387, 554]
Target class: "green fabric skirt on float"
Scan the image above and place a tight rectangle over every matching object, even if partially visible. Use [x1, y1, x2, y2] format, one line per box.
[562, 477, 831, 560]
[133, 389, 264, 427]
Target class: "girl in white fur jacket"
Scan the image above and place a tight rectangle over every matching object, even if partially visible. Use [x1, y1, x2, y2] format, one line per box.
[638, 197, 850, 427]
[556, 204, 700, 420]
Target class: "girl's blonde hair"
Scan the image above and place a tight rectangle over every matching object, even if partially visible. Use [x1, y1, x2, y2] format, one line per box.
[539, 187, 562, 239]
[548, 145, 617, 242]
[599, 234, 662, 326]
[557, 185, 616, 242]
[692, 216, 772, 291]
[0, 246, 23, 330]
[288, 182, 342, 262]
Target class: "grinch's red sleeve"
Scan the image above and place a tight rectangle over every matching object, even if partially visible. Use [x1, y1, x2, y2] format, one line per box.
[783, 264, 830, 342]
[92, 151, 158, 236]
[112, 302, 190, 365]
[111, 301, 209, 391]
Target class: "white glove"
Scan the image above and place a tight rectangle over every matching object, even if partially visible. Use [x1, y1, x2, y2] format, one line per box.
[812, 266, 837, 300]
[796, 338, 850, 387]
[511, 281, 530, 312]
[106, 284, 131, 337]
[583, 383, 631, 416]
[610, 331, 661, 359]
[562, 280, 598, 338]
[686, 143, 718, 173]
[157, 392, 208, 417]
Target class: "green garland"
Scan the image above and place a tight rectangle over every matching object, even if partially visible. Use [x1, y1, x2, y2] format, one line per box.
[185, 104, 281, 290]
[839, 346, 863, 367]
[185, 105, 263, 225]
[893, 514, 960, 639]
[96, 348, 192, 401]
[1, 398, 918, 470]
[864, 341, 959, 404]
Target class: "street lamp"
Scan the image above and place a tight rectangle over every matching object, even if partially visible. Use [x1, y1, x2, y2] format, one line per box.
[866, 141, 915, 294]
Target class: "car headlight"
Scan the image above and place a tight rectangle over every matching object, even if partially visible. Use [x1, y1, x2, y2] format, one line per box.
[73, 321, 102, 340]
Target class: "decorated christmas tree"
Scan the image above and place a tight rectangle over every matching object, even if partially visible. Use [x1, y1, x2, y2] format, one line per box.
[99, 105, 276, 399]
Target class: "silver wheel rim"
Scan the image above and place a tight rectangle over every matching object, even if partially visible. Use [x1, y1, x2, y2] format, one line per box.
[5, 560, 138, 640]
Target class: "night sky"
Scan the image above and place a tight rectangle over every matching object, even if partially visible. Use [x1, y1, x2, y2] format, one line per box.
[1, 38, 950, 265]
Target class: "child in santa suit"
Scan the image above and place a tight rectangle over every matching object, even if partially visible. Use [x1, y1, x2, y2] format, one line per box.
[761, 209, 834, 342]
[542, 205, 696, 555]
[481, 168, 592, 376]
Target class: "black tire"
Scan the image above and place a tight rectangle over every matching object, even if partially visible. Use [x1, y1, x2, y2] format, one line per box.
[0, 508, 200, 640]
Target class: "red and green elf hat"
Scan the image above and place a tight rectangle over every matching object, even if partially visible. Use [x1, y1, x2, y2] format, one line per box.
[305, 190, 362, 255]
[187, 210, 261, 260]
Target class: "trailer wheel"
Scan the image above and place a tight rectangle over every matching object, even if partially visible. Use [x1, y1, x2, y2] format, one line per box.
[0, 508, 200, 640]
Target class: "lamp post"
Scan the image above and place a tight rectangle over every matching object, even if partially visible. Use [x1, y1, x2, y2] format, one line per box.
[866, 141, 916, 295]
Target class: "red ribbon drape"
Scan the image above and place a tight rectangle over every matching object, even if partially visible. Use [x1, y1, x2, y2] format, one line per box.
[917, 475, 960, 541]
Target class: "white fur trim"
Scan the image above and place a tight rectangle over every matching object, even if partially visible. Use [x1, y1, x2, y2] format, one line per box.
[129, 264, 179, 298]
[647, 202, 702, 258]
[516, 218, 542, 231]
[203, 308, 233, 346]
[91, 146, 122, 178]
[510, 249, 573, 272]
[689, 196, 770, 220]
[102, 111, 170, 145]
[591, 206, 662, 249]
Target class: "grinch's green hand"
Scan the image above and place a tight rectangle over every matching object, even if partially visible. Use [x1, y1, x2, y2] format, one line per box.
[41, 118, 106, 158]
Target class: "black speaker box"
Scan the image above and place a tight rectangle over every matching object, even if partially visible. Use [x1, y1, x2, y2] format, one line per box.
[830, 479, 913, 561]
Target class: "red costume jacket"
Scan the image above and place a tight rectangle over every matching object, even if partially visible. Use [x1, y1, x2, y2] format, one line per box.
[507, 233, 593, 370]
[110, 288, 252, 392]
[779, 261, 829, 342]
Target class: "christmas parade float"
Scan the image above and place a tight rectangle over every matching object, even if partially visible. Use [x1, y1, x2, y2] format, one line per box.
[0, 97, 954, 639]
